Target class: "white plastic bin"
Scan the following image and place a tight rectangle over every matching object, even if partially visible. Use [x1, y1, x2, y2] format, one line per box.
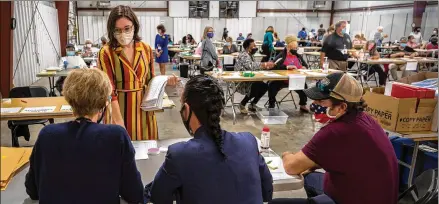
[257, 108, 288, 125]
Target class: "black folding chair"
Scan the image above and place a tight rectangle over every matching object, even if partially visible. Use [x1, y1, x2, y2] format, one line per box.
[7, 86, 54, 147]
[398, 169, 438, 204]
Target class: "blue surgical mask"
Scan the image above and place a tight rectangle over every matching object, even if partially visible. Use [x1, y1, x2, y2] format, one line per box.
[400, 43, 407, 48]
[207, 32, 214, 39]
[66, 51, 75, 56]
[341, 29, 346, 34]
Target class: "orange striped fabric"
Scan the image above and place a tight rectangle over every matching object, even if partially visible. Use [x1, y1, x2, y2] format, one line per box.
[98, 41, 158, 140]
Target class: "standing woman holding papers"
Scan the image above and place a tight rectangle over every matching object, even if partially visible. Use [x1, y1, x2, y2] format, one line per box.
[98, 5, 177, 140]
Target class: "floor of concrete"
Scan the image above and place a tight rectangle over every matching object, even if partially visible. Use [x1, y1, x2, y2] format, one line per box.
[1, 63, 325, 199]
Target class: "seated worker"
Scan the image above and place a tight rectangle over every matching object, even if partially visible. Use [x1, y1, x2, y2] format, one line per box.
[186, 34, 197, 45]
[179, 36, 188, 48]
[267, 35, 309, 112]
[145, 75, 273, 204]
[388, 40, 419, 80]
[270, 73, 398, 204]
[407, 35, 421, 49]
[55, 44, 88, 95]
[274, 32, 285, 47]
[25, 69, 144, 203]
[426, 37, 438, 58]
[359, 40, 387, 86]
[237, 32, 245, 41]
[222, 37, 239, 54]
[352, 34, 362, 45]
[82, 39, 94, 58]
[246, 33, 253, 39]
[235, 38, 274, 113]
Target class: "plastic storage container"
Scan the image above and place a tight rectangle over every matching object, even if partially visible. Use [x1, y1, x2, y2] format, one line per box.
[256, 108, 288, 125]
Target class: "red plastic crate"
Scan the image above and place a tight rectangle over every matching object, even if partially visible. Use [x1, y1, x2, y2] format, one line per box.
[391, 83, 435, 99]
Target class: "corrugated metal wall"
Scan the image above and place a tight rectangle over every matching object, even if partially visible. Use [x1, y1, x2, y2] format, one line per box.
[78, 14, 160, 47]
[13, 1, 61, 87]
[333, 6, 437, 42]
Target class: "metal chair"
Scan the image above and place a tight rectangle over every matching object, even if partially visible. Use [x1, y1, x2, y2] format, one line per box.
[7, 86, 54, 147]
[398, 169, 438, 204]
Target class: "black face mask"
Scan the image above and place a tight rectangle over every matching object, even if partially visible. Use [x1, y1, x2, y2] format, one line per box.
[250, 47, 258, 55]
[290, 49, 298, 55]
[180, 105, 193, 136]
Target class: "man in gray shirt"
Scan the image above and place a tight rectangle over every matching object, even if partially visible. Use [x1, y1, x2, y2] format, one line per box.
[320, 20, 357, 71]
[373, 26, 388, 46]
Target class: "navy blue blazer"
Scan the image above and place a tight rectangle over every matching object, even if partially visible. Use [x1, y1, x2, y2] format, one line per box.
[25, 121, 144, 204]
[146, 127, 273, 204]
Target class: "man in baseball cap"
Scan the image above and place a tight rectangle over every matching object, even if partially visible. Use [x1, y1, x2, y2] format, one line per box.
[273, 73, 399, 204]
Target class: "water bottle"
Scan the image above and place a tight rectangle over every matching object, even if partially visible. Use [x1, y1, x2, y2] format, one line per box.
[359, 49, 364, 61]
[157, 44, 162, 52]
[322, 57, 329, 73]
[342, 44, 347, 55]
[63, 60, 68, 70]
[260, 126, 270, 150]
[172, 59, 177, 70]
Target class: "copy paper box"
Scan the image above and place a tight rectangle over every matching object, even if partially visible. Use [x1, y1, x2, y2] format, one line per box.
[396, 72, 438, 84]
[363, 87, 437, 132]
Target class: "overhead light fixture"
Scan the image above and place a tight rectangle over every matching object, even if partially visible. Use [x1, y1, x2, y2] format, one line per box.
[313, 1, 326, 9]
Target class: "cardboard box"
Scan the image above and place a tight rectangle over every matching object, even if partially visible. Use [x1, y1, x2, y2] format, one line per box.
[396, 72, 438, 84]
[364, 87, 437, 132]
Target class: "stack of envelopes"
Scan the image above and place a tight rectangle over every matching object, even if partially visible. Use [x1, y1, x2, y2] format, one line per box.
[1, 147, 32, 190]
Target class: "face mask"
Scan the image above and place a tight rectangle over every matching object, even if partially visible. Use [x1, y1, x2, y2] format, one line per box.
[115, 30, 134, 46]
[411, 39, 416, 43]
[400, 43, 407, 48]
[434, 31, 437, 34]
[97, 106, 107, 124]
[417, 29, 421, 32]
[66, 51, 75, 56]
[180, 105, 193, 136]
[341, 28, 346, 34]
[250, 47, 258, 55]
[290, 49, 298, 55]
[368, 44, 375, 51]
[224, 42, 230, 46]
[325, 106, 342, 122]
[86, 44, 92, 48]
[207, 32, 214, 39]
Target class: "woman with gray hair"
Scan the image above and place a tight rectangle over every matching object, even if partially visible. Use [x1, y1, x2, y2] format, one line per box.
[25, 68, 144, 203]
[200, 26, 219, 74]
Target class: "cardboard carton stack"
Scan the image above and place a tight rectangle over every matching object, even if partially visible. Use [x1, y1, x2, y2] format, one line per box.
[364, 72, 438, 133]
[1, 147, 32, 190]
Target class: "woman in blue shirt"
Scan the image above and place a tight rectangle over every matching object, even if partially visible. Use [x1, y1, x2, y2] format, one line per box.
[145, 75, 274, 204]
[155, 24, 169, 75]
[25, 68, 144, 204]
[262, 26, 275, 62]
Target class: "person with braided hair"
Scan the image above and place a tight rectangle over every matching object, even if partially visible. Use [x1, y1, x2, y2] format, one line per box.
[145, 75, 273, 204]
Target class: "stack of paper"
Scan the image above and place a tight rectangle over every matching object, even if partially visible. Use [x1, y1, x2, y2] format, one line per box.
[132, 141, 157, 160]
[1, 147, 33, 190]
[141, 76, 169, 111]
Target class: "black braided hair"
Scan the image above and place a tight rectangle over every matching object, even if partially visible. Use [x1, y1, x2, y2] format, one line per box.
[183, 75, 226, 159]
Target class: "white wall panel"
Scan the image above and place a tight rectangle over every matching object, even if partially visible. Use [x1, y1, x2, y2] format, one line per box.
[173, 18, 202, 44]
[169, 1, 189, 17]
[423, 6, 438, 40]
[138, 16, 161, 47]
[239, 1, 257, 18]
[391, 13, 408, 42]
[13, 1, 61, 87]
[209, 1, 219, 18]
[258, 1, 331, 10]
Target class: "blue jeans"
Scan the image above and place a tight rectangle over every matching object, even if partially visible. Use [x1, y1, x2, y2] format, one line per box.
[269, 172, 335, 204]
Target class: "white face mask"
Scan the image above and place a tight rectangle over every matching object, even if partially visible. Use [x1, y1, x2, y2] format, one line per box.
[86, 44, 92, 48]
[115, 30, 134, 46]
[326, 106, 341, 120]
[434, 31, 437, 34]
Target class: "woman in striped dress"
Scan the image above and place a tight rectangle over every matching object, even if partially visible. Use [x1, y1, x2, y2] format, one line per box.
[98, 5, 177, 140]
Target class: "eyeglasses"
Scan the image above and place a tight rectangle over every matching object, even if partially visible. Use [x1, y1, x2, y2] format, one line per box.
[114, 25, 134, 35]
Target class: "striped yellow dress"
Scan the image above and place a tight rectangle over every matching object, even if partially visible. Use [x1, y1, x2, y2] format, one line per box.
[98, 41, 158, 140]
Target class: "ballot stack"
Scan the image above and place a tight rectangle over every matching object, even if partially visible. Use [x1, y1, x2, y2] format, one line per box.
[1, 147, 33, 190]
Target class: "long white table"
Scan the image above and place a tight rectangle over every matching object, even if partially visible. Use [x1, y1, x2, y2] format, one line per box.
[1, 138, 303, 204]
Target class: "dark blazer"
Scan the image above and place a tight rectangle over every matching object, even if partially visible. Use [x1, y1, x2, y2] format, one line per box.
[146, 126, 273, 204]
[273, 48, 308, 70]
[25, 121, 144, 204]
